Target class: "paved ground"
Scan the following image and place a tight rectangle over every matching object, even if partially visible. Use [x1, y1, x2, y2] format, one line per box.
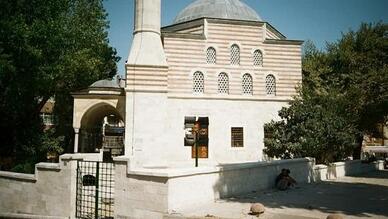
[169, 170, 388, 219]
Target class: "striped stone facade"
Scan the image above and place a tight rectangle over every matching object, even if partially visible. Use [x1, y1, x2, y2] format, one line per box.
[125, 65, 168, 93]
[158, 18, 302, 100]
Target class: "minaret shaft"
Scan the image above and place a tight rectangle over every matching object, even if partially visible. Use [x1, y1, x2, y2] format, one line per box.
[127, 0, 167, 66]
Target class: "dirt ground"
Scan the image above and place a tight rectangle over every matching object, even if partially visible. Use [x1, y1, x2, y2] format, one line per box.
[170, 170, 388, 219]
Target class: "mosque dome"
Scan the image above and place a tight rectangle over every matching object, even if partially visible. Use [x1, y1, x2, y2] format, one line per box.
[173, 0, 262, 24]
[90, 79, 121, 88]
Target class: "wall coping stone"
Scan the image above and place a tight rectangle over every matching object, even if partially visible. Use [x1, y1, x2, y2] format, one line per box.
[329, 160, 364, 167]
[113, 155, 130, 163]
[0, 212, 68, 219]
[126, 158, 314, 178]
[59, 154, 85, 161]
[0, 171, 36, 182]
[36, 162, 61, 171]
[314, 164, 328, 170]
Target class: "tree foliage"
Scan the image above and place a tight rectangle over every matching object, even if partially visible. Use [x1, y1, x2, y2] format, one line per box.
[0, 0, 119, 171]
[264, 23, 388, 164]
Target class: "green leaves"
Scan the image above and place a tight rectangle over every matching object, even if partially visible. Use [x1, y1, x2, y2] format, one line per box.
[0, 0, 120, 171]
[264, 22, 387, 164]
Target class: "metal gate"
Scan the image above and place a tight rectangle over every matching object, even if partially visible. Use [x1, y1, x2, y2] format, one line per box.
[76, 161, 114, 219]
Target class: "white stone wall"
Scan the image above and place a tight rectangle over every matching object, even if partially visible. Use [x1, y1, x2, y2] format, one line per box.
[125, 92, 288, 168]
[114, 158, 315, 218]
[0, 156, 382, 219]
[167, 158, 315, 212]
[0, 160, 78, 219]
[115, 160, 169, 219]
[313, 160, 384, 181]
[114, 158, 383, 219]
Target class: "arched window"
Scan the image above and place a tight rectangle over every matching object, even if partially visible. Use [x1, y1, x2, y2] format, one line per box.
[265, 74, 276, 96]
[193, 71, 204, 94]
[253, 49, 263, 66]
[206, 47, 216, 64]
[230, 44, 240, 65]
[242, 73, 253, 95]
[218, 73, 229, 94]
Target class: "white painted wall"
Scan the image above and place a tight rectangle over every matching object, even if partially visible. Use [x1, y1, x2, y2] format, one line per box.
[124, 92, 288, 168]
[0, 156, 383, 219]
[313, 160, 385, 181]
[167, 158, 314, 212]
[0, 161, 78, 219]
[114, 158, 384, 219]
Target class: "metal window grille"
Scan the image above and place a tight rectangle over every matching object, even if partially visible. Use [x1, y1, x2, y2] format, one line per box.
[265, 74, 276, 96]
[253, 49, 263, 66]
[206, 47, 216, 64]
[230, 44, 240, 65]
[242, 73, 253, 95]
[76, 161, 114, 219]
[231, 127, 244, 147]
[218, 73, 229, 94]
[193, 71, 204, 94]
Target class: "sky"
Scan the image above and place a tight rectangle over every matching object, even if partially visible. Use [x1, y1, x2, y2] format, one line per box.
[103, 0, 388, 76]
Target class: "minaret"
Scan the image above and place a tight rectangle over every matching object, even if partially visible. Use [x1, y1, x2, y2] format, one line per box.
[127, 0, 167, 66]
[125, 0, 169, 167]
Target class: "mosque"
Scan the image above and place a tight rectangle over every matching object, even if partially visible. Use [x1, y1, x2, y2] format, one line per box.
[3, 2, 387, 219]
[72, 0, 303, 168]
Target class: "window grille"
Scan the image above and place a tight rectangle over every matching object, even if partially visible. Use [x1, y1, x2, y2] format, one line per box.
[265, 74, 276, 96]
[242, 73, 253, 95]
[193, 71, 204, 94]
[218, 73, 229, 94]
[230, 44, 240, 65]
[40, 113, 54, 126]
[253, 49, 263, 66]
[206, 47, 216, 64]
[231, 127, 244, 147]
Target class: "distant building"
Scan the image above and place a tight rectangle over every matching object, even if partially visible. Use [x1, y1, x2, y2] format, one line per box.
[363, 123, 388, 147]
[72, 0, 303, 167]
[40, 98, 55, 129]
[362, 123, 388, 158]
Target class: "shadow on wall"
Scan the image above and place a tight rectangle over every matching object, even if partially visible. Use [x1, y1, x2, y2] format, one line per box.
[212, 159, 315, 199]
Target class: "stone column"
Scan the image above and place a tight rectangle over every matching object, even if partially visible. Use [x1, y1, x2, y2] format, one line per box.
[74, 128, 80, 153]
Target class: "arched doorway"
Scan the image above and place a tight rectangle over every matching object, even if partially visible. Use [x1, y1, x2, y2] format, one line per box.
[79, 103, 125, 161]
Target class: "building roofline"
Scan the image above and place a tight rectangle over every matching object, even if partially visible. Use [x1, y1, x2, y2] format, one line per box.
[265, 23, 286, 39]
[264, 38, 304, 45]
[71, 87, 125, 97]
[162, 32, 206, 40]
[162, 17, 287, 40]
[162, 18, 205, 32]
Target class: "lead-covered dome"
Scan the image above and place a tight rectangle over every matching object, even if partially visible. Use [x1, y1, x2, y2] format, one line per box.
[173, 0, 262, 24]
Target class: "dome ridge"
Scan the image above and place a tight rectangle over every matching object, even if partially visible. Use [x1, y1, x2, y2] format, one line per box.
[173, 0, 262, 24]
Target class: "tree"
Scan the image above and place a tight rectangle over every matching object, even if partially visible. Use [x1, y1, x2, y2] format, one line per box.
[324, 23, 388, 158]
[264, 23, 388, 164]
[0, 0, 120, 171]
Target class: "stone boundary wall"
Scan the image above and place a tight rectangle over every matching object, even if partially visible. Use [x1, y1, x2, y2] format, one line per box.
[0, 155, 383, 219]
[114, 158, 384, 219]
[313, 160, 384, 181]
[0, 155, 90, 219]
[167, 158, 315, 213]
